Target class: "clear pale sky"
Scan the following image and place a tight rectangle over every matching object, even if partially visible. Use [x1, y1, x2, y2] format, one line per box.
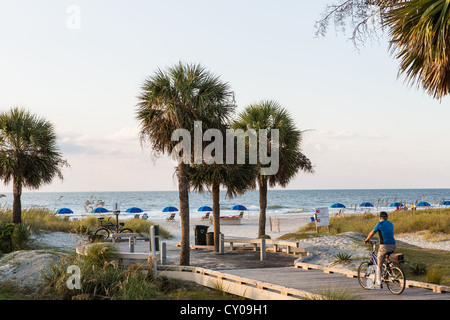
[1, 0, 449, 193]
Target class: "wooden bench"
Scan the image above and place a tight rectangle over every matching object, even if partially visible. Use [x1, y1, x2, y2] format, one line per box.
[224, 238, 312, 256]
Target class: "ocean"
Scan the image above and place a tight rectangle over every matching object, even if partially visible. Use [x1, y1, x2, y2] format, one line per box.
[0, 188, 449, 220]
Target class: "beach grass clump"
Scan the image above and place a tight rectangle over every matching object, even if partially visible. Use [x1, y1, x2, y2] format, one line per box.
[331, 252, 353, 265]
[304, 284, 361, 300]
[408, 262, 427, 276]
[426, 267, 445, 285]
[42, 244, 238, 300]
[42, 245, 163, 300]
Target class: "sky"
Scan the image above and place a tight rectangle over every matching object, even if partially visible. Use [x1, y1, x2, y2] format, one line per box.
[0, 0, 449, 193]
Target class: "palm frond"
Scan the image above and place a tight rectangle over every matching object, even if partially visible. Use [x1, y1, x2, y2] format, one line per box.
[385, 0, 450, 99]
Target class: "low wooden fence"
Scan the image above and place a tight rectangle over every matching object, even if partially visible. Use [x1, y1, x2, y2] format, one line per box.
[295, 262, 450, 294]
[156, 265, 318, 300]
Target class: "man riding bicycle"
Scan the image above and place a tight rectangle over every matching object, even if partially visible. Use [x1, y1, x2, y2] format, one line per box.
[364, 211, 396, 288]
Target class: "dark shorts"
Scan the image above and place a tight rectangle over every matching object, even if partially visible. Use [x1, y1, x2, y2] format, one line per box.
[378, 244, 396, 265]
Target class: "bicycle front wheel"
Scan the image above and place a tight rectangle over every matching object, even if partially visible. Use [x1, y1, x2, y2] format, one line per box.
[385, 265, 406, 295]
[94, 227, 110, 241]
[358, 262, 376, 290]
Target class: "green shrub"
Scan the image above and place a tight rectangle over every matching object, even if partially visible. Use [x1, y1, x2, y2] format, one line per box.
[11, 223, 31, 251]
[409, 262, 427, 276]
[0, 223, 32, 253]
[0, 223, 15, 253]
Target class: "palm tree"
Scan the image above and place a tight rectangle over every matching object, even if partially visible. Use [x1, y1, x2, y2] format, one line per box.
[233, 100, 314, 237]
[385, 0, 450, 100]
[317, 0, 450, 100]
[136, 62, 234, 265]
[0, 107, 68, 224]
[187, 140, 256, 252]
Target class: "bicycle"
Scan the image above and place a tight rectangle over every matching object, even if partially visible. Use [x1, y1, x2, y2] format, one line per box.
[357, 240, 406, 295]
[94, 211, 133, 240]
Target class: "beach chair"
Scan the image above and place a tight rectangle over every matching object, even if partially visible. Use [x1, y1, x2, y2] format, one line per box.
[201, 212, 210, 221]
[238, 212, 244, 219]
[166, 213, 176, 222]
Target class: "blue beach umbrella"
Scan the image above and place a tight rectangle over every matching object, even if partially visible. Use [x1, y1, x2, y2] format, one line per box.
[162, 206, 178, 212]
[231, 205, 247, 211]
[359, 202, 374, 208]
[330, 203, 346, 208]
[389, 202, 404, 207]
[441, 200, 450, 206]
[56, 208, 73, 214]
[91, 207, 109, 213]
[126, 207, 143, 213]
[198, 206, 213, 212]
[416, 201, 431, 207]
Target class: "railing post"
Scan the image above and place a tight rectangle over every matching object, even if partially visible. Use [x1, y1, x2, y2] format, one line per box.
[220, 234, 224, 254]
[160, 242, 166, 265]
[260, 238, 266, 261]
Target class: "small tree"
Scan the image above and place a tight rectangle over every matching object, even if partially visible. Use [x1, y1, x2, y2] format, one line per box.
[0, 107, 68, 224]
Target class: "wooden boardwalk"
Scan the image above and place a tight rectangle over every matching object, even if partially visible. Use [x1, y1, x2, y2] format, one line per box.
[220, 266, 450, 300]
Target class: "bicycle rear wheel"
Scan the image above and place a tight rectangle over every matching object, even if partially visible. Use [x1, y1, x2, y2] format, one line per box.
[120, 228, 133, 234]
[94, 227, 110, 241]
[358, 262, 376, 290]
[385, 265, 406, 295]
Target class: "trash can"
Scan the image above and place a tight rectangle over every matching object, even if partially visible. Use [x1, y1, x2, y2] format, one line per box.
[195, 225, 209, 245]
[206, 232, 214, 246]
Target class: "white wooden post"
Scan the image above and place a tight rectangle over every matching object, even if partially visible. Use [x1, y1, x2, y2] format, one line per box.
[129, 236, 135, 253]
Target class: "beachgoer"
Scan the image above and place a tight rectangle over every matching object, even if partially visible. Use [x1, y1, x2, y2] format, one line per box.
[364, 211, 396, 288]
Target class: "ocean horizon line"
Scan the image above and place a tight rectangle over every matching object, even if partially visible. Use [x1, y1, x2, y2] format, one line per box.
[3, 187, 450, 194]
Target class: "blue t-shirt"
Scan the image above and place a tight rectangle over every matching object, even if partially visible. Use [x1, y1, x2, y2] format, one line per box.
[373, 220, 396, 245]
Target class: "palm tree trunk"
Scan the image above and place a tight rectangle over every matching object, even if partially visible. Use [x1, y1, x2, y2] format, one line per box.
[178, 163, 190, 266]
[212, 181, 220, 252]
[258, 177, 267, 237]
[12, 177, 22, 224]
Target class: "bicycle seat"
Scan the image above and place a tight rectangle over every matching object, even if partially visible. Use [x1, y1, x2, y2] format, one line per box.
[119, 222, 124, 226]
[97, 217, 104, 220]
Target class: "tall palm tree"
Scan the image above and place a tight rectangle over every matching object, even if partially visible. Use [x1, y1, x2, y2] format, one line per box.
[233, 100, 314, 237]
[136, 62, 234, 265]
[0, 107, 68, 224]
[187, 140, 256, 252]
[385, 0, 450, 100]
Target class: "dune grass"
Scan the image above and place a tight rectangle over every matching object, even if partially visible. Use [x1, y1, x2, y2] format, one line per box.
[284, 208, 449, 237]
[0, 207, 171, 239]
